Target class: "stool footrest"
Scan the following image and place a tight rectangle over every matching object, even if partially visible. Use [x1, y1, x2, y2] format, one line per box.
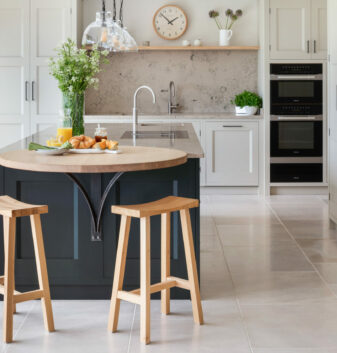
[117, 290, 141, 305]
[14, 290, 44, 304]
[117, 277, 191, 305]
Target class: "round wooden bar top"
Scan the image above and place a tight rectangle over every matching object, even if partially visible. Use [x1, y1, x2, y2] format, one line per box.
[0, 146, 188, 173]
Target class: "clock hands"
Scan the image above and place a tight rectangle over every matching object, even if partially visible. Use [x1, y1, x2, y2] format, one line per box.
[160, 12, 174, 25]
[168, 17, 179, 25]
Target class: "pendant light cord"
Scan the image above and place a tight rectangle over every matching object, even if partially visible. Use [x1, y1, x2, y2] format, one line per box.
[119, 0, 124, 26]
[102, 0, 106, 22]
[113, 0, 117, 21]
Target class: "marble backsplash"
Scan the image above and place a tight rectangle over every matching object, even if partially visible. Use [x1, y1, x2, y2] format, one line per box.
[85, 51, 258, 115]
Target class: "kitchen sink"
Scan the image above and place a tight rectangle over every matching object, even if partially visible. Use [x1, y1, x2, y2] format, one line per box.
[121, 130, 189, 139]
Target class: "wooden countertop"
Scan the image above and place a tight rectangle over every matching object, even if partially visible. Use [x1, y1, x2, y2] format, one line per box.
[0, 146, 187, 174]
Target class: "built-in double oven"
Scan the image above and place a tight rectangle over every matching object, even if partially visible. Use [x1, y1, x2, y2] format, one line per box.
[270, 64, 324, 182]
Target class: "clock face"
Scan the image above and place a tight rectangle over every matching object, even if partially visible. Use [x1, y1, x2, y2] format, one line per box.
[153, 5, 188, 40]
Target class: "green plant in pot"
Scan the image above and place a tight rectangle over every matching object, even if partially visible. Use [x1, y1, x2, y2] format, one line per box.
[49, 39, 108, 136]
[231, 90, 263, 116]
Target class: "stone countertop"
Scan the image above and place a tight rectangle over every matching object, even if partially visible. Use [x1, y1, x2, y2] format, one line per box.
[86, 123, 204, 159]
[0, 123, 204, 159]
[85, 112, 264, 121]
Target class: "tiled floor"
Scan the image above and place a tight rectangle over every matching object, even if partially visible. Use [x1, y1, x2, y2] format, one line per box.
[2, 195, 337, 352]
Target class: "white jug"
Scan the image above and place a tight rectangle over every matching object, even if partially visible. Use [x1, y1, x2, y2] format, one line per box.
[219, 29, 233, 46]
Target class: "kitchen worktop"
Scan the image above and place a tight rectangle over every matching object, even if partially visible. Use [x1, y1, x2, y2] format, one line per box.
[85, 112, 264, 121]
[0, 123, 204, 159]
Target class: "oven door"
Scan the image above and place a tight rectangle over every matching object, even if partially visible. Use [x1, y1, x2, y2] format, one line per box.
[270, 78, 322, 105]
[270, 120, 322, 157]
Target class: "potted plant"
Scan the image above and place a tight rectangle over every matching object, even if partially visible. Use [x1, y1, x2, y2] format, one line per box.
[209, 9, 243, 46]
[49, 39, 108, 136]
[231, 91, 263, 116]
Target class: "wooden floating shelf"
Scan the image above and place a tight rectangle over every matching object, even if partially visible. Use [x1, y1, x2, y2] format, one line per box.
[138, 45, 259, 51]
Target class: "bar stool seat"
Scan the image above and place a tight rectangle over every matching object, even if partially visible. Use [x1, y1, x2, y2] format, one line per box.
[111, 196, 199, 217]
[0, 196, 48, 217]
[0, 196, 54, 343]
[108, 196, 203, 344]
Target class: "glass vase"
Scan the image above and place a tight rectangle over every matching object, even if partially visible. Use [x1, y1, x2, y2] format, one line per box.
[63, 92, 85, 136]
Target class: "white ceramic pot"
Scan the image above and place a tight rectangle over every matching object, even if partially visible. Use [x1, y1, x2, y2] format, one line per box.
[235, 106, 258, 116]
[219, 29, 233, 46]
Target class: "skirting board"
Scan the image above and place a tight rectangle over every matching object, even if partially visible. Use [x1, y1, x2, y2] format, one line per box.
[271, 186, 328, 195]
[201, 186, 260, 195]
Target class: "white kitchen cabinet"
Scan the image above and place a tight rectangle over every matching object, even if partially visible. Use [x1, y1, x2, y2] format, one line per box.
[328, 0, 337, 222]
[328, 0, 337, 64]
[311, 0, 328, 59]
[269, 0, 327, 60]
[205, 122, 259, 186]
[0, 0, 78, 148]
[0, 0, 30, 147]
[30, 0, 73, 134]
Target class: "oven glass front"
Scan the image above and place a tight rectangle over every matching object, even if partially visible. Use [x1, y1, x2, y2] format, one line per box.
[270, 80, 322, 105]
[270, 121, 322, 157]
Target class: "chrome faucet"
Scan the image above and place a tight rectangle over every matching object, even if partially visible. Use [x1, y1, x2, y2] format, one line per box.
[133, 85, 156, 136]
[168, 81, 178, 115]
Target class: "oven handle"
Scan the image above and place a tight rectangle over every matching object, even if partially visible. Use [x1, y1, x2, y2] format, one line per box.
[270, 115, 323, 121]
[270, 74, 323, 80]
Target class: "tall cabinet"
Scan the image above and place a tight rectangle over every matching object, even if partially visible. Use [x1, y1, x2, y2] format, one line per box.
[0, 0, 79, 149]
[269, 0, 327, 60]
[328, 0, 337, 222]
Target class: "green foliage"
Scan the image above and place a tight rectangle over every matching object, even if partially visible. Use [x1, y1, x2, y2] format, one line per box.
[48, 39, 108, 95]
[231, 91, 263, 108]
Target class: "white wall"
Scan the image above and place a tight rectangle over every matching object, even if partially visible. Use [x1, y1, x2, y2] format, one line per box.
[82, 0, 259, 46]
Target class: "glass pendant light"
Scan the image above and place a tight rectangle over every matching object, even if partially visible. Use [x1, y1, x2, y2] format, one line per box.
[82, 0, 137, 52]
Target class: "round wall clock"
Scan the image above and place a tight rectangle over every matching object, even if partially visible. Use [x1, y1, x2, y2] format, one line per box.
[153, 5, 188, 40]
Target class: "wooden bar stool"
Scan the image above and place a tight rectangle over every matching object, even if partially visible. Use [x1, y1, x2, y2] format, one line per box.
[108, 196, 203, 344]
[0, 196, 54, 343]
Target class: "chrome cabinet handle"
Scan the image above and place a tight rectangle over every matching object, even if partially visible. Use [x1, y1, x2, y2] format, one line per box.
[314, 40, 317, 53]
[307, 40, 310, 53]
[222, 125, 243, 128]
[25, 81, 29, 101]
[32, 81, 35, 101]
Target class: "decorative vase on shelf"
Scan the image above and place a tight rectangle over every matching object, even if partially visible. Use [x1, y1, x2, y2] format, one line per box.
[63, 92, 85, 136]
[219, 29, 233, 46]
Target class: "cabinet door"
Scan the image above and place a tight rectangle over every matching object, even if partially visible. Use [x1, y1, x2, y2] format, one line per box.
[270, 0, 311, 60]
[205, 122, 259, 186]
[311, 0, 327, 59]
[30, 0, 72, 134]
[328, 0, 337, 64]
[0, 0, 30, 149]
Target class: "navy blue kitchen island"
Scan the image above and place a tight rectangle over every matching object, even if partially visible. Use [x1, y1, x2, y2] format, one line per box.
[0, 123, 203, 299]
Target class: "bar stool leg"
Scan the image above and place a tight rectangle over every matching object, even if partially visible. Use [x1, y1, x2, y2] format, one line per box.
[108, 215, 131, 332]
[3, 216, 16, 343]
[161, 213, 170, 315]
[140, 217, 151, 344]
[180, 209, 204, 325]
[3, 217, 16, 316]
[30, 214, 55, 332]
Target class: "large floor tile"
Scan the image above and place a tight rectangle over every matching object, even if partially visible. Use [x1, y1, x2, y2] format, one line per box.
[223, 245, 314, 274]
[314, 263, 337, 283]
[129, 301, 251, 352]
[254, 349, 337, 353]
[241, 303, 337, 348]
[297, 239, 337, 263]
[231, 271, 335, 305]
[216, 224, 293, 247]
[281, 220, 337, 240]
[5, 301, 134, 353]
